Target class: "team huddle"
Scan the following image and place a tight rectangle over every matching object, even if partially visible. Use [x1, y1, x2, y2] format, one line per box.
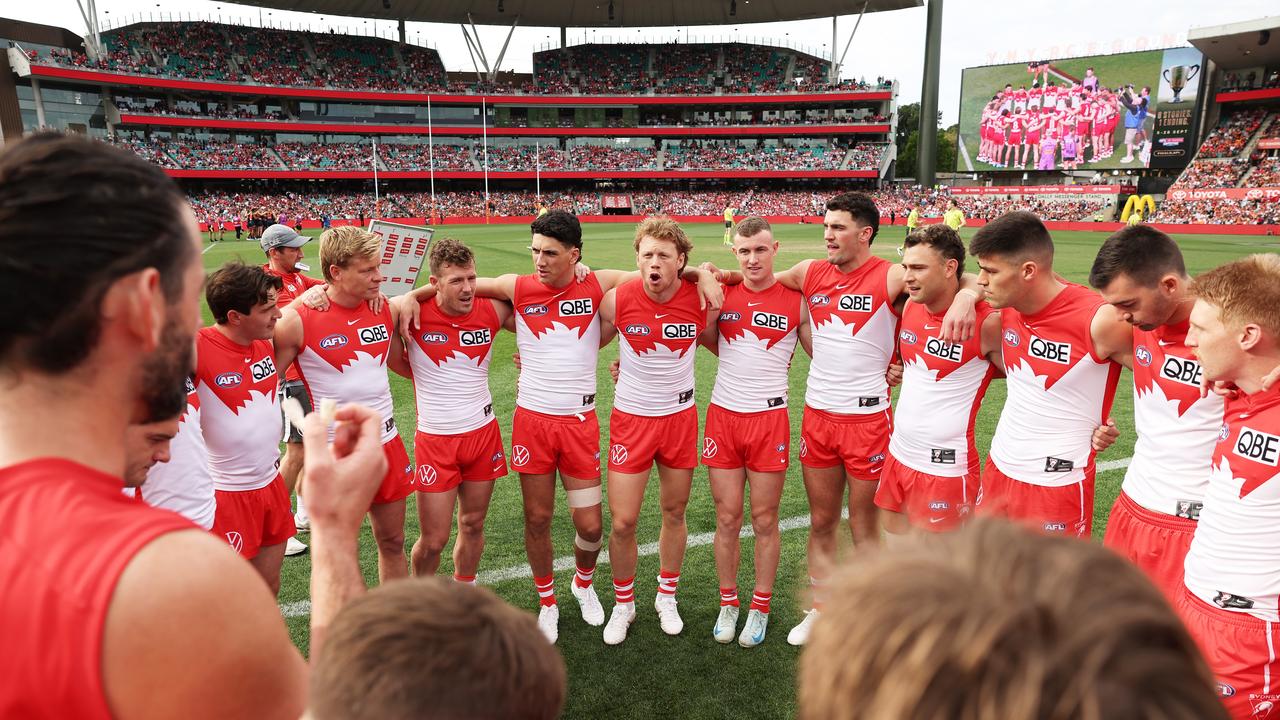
[977, 64, 1153, 169]
[117, 183, 1280, 716]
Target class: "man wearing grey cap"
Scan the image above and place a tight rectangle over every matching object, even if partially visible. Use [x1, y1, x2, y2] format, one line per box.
[261, 223, 324, 555]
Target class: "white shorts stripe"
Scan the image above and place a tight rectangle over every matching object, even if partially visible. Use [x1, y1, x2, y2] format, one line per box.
[1266, 621, 1275, 694]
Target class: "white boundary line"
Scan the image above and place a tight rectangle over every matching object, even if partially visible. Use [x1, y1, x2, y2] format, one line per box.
[279, 456, 1133, 619]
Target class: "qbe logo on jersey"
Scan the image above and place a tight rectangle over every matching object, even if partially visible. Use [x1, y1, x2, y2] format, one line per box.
[925, 337, 963, 363]
[662, 323, 698, 340]
[1028, 335, 1071, 364]
[358, 324, 390, 346]
[460, 328, 492, 347]
[558, 298, 594, 317]
[837, 294, 874, 313]
[1234, 426, 1280, 467]
[250, 357, 276, 383]
[1160, 356, 1202, 388]
[751, 311, 788, 332]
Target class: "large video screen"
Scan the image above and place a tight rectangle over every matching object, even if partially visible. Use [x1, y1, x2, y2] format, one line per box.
[956, 47, 1204, 172]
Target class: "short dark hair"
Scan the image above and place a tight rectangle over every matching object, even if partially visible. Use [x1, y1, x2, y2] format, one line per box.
[826, 192, 880, 244]
[311, 578, 567, 720]
[734, 216, 772, 239]
[0, 132, 193, 374]
[1089, 226, 1187, 290]
[205, 262, 283, 325]
[429, 237, 475, 276]
[969, 211, 1054, 264]
[904, 225, 966, 275]
[530, 209, 582, 251]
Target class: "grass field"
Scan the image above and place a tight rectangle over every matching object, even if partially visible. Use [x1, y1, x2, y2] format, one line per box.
[201, 222, 1278, 720]
[955, 49, 1164, 172]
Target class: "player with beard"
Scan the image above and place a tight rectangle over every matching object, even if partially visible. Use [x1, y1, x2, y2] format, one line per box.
[703, 217, 810, 648]
[970, 212, 1131, 538]
[597, 216, 718, 645]
[275, 226, 414, 584]
[1088, 227, 1225, 602]
[1179, 255, 1280, 720]
[0, 133, 388, 719]
[704, 192, 980, 646]
[398, 210, 720, 643]
[403, 239, 513, 584]
[197, 262, 295, 595]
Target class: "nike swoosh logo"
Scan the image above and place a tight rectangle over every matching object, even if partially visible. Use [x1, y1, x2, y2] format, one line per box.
[1158, 340, 1174, 347]
[347, 319, 360, 325]
[924, 324, 939, 330]
[929, 517, 945, 524]
[748, 302, 763, 307]
[656, 314, 669, 319]
[835, 283, 850, 290]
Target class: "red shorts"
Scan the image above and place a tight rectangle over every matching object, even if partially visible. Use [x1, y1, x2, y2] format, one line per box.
[874, 450, 976, 532]
[510, 406, 601, 479]
[976, 459, 1095, 537]
[1077, 121, 1090, 135]
[211, 474, 296, 559]
[799, 405, 891, 481]
[1102, 490, 1196, 603]
[372, 436, 415, 506]
[1176, 589, 1280, 719]
[608, 406, 698, 474]
[701, 404, 790, 473]
[1010, 133, 1023, 144]
[413, 421, 508, 493]
[1027, 133, 1041, 145]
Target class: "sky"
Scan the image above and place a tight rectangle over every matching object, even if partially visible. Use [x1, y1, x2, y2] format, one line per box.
[7, 0, 1270, 124]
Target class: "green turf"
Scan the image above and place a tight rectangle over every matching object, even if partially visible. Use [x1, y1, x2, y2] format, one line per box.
[955, 49, 1164, 172]
[201, 223, 1278, 720]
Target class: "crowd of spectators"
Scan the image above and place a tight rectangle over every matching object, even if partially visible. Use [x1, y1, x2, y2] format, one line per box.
[378, 144, 474, 171]
[1220, 67, 1280, 92]
[274, 142, 373, 170]
[115, 97, 287, 121]
[722, 45, 792, 93]
[663, 141, 848, 171]
[475, 145, 567, 171]
[1171, 158, 1250, 189]
[1247, 157, 1280, 187]
[567, 145, 659, 171]
[1152, 197, 1280, 225]
[115, 136, 282, 170]
[1196, 109, 1267, 158]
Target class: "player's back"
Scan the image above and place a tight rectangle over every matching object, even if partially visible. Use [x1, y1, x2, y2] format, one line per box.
[988, 283, 1121, 487]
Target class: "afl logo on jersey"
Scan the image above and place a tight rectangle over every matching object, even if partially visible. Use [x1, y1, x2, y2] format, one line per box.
[358, 324, 389, 345]
[1002, 329, 1021, 347]
[215, 372, 243, 388]
[320, 333, 349, 350]
[1134, 345, 1152, 366]
[421, 331, 448, 345]
[624, 323, 651, 336]
[719, 311, 741, 322]
[899, 329, 918, 345]
[522, 304, 549, 316]
[809, 294, 831, 306]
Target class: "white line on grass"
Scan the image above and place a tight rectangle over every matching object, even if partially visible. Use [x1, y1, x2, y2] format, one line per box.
[279, 456, 1134, 619]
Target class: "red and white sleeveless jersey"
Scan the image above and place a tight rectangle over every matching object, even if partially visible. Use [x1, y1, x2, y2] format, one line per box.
[710, 282, 802, 413]
[802, 256, 899, 415]
[142, 376, 215, 529]
[988, 284, 1121, 486]
[1184, 386, 1280, 621]
[890, 300, 998, 478]
[407, 299, 501, 435]
[194, 327, 281, 491]
[513, 273, 604, 416]
[1123, 321, 1223, 518]
[293, 302, 398, 443]
[614, 279, 706, 417]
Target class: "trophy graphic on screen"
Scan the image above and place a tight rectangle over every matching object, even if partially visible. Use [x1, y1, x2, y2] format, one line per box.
[1163, 64, 1200, 103]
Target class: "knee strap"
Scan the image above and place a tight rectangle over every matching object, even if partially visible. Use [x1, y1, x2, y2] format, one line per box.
[565, 485, 602, 509]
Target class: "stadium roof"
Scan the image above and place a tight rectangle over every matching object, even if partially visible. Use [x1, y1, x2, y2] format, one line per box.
[221, 0, 922, 28]
[1188, 16, 1280, 70]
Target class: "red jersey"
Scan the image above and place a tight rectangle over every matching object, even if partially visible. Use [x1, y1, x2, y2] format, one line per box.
[293, 301, 397, 443]
[263, 263, 323, 381]
[513, 273, 604, 416]
[988, 284, 1122, 486]
[710, 282, 802, 412]
[194, 327, 281, 491]
[614, 279, 705, 417]
[0, 459, 193, 719]
[890, 300, 998, 478]
[141, 376, 215, 529]
[1123, 321, 1222, 518]
[1184, 386, 1280, 620]
[802, 256, 899, 415]
[407, 299, 502, 435]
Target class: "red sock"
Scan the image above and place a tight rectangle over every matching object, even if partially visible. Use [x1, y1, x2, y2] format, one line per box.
[750, 590, 772, 614]
[657, 568, 680, 597]
[534, 574, 556, 607]
[453, 574, 477, 585]
[574, 565, 595, 589]
[719, 586, 739, 607]
[613, 576, 635, 604]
